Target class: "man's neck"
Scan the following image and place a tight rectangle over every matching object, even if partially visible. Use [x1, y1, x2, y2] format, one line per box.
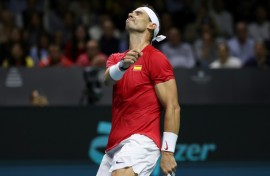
[129, 33, 150, 51]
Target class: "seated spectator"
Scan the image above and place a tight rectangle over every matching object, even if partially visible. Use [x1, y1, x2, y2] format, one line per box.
[210, 0, 233, 38]
[64, 24, 89, 62]
[76, 40, 107, 67]
[99, 19, 120, 56]
[30, 32, 50, 64]
[25, 11, 44, 47]
[89, 14, 120, 41]
[160, 27, 195, 68]
[210, 42, 241, 69]
[227, 21, 255, 64]
[248, 5, 270, 42]
[194, 23, 219, 67]
[2, 43, 34, 68]
[39, 43, 73, 67]
[184, 3, 218, 43]
[0, 10, 15, 44]
[244, 41, 270, 69]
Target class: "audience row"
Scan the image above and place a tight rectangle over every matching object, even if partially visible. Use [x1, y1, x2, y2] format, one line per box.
[0, 0, 269, 69]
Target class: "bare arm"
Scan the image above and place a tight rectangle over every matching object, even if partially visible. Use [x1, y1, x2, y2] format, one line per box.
[155, 79, 180, 175]
[103, 49, 143, 86]
[104, 68, 117, 86]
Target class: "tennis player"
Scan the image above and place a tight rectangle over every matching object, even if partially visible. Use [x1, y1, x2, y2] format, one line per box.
[97, 5, 180, 176]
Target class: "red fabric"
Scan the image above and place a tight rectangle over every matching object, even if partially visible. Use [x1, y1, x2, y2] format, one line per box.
[38, 56, 73, 67]
[76, 53, 107, 67]
[64, 41, 85, 62]
[106, 45, 175, 151]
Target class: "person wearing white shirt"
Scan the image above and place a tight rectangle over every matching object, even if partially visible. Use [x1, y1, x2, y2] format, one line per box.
[248, 5, 270, 41]
[227, 21, 255, 64]
[160, 27, 195, 68]
[210, 42, 242, 69]
[210, 0, 233, 38]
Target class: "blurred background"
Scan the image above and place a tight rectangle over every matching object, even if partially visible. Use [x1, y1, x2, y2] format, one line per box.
[0, 0, 270, 175]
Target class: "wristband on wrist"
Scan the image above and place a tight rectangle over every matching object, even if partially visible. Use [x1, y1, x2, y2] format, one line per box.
[161, 132, 178, 153]
[109, 62, 126, 81]
[119, 59, 129, 71]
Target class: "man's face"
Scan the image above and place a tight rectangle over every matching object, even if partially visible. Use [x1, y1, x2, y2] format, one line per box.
[125, 8, 151, 33]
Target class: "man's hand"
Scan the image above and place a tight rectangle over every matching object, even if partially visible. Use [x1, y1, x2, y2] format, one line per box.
[122, 49, 143, 69]
[160, 151, 177, 176]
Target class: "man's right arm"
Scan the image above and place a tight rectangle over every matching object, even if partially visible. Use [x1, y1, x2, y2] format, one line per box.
[103, 49, 143, 86]
[104, 68, 117, 86]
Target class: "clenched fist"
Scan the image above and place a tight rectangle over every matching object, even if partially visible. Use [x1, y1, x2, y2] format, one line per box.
[121, 49, 143, 69]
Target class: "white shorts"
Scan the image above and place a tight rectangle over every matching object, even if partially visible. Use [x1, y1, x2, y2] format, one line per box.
[96, 134, 160, 176]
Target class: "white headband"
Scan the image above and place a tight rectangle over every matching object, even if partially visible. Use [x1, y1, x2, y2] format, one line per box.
[139, 7, 166, 42]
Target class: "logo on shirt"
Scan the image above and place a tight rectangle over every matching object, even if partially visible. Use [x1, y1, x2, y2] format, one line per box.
[165, 141, 169, 150]
[133, 65, 142, 71]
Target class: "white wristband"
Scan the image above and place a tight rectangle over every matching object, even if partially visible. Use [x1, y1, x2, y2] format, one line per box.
[109, 62, 126, 81]
[161, 132, 178, 153]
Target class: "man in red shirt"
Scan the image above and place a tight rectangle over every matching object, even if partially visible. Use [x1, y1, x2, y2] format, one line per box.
[97, 5, 180, 176]
[39, 44, 73, 67]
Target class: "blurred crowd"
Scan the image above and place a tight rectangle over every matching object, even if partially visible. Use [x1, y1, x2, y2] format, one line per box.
[0, 0, 270, 69]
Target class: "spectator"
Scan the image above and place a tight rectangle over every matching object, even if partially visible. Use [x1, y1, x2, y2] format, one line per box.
[21, 0, 44, 28]
[210, 0, 233, 38]
[227, 21, 255, 64]
[64, 24, 89, 62]
[89, 14, 120, 41]
[0, 10, 16, 44]
[39, 43, 73, 67]
[1, 27, 29, 64]
[160, 27, 195, 68]
[244, 41, 270, 69]
[194, 23, 219, 67]
[2, 43, 34, 68]
[210, 42, 241, 69]
[159, 13, 174, 37]
[184, 3, 218, 44]
[76, 40, 107, 67]
[26, 11, 44, 47]
[248, 5, 270, 42]
[29, 32, 50, 64]
[68, 0, 93, 26]
[44, 2, 64, 34]
[99, 19, 120, 56]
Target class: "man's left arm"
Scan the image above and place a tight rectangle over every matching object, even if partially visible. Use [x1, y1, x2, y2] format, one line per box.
[155, 79, 180, 175]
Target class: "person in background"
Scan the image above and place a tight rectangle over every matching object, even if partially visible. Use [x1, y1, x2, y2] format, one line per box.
[2, 43, 34, 68]
[210, 42, 241, 69]
[227, 21, 255, 64]
[210, 0, 233, 38]
[64, 24, 89, 62]
[160, 27, 195, 68]
[76, 40, 107, 67]
[29, 32, 50, 64]
[25, 11, 44, 47]
[244, 41, 270, 69]
[194, 23, 219, 67]
[248, 5, 270, 42]
[184, 3, 218, 44]
[99, 19, 120, 56]
[39, 43, 73, 67]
